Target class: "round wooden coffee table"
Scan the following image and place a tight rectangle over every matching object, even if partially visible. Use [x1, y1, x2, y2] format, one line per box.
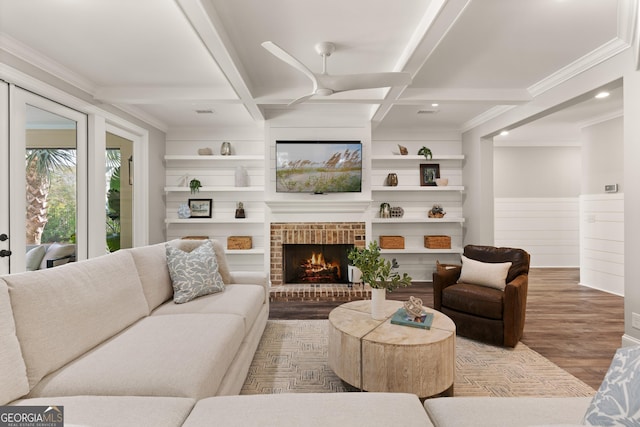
[328, 299, 455, 398]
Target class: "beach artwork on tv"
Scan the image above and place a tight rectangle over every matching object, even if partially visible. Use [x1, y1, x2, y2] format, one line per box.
[276, 141, 362, 193]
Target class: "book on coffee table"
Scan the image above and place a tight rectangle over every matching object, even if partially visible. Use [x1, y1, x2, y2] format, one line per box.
[390, 308, 434, 330]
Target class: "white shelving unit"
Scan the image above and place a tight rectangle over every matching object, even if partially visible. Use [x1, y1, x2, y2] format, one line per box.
[164, 154, 266, 269]
[370, 152, 465, 280]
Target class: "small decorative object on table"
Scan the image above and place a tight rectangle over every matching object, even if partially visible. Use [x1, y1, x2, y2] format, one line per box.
[428, 204, 446, 218]
[220, 141, 232, 155]
[197, 147, 213, 155]
[389, 206, 404, 218]
[390, 297, 434, 329]
[235, 202, 246, 219]
[398, 144, 408, 155]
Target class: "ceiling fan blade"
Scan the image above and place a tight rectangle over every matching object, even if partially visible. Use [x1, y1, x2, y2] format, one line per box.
[288, 93, 316, 106]
[320, 72, 412, 92]
[262, 41, 318, 85]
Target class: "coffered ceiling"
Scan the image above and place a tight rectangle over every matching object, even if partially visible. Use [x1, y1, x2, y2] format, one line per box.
[0, 0, 632, 135]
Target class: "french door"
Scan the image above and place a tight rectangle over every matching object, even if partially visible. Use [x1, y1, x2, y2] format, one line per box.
[0, 84, 87, 274]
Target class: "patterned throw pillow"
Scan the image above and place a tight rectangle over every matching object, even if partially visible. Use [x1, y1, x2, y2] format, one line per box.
[583, 345, 640, 425]
[165, 239, 225, 304]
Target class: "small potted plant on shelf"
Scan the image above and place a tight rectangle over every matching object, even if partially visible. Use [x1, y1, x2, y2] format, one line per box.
[189, 178, 202, 194]
[348, 241, 412, 319]
[418, 146, 433, 159]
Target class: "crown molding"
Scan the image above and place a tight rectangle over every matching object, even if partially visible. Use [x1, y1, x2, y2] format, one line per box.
[461, 105, 515, 133]
[0, 33, 97, 95]
[528, 38, 631, 98]
[578, 108, 624, 129]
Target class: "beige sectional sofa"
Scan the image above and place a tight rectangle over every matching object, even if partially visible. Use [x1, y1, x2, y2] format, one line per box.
[1, 239, 432, 427]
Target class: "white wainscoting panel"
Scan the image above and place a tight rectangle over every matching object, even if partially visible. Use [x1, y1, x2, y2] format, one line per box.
[580, 194, 624, 296]
[494, 198, 579, 267]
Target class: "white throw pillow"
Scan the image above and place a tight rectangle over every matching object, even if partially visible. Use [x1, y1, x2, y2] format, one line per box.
[166, 239, 225, 304]
[458, 255, 512, 290]
[25, 245, 46, 271]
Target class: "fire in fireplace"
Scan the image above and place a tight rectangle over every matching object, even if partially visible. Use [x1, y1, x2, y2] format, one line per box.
[283, 244, 353, 284]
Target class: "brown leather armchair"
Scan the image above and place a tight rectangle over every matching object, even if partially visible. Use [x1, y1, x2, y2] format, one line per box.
[433, 245, 530, 347]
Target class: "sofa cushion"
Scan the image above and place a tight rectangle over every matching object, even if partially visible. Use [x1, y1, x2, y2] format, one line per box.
[0, 279, 29, 405]
[184, 393, 434, 427]
[39, 242, 75, 269]
[128, 243, 174, 311]
[458, 255, 512, 290]
[28, 313, 245, 399]
[442, 283, 504, 320]
[166, 239, 225, 303]
[25, 245, 46, 271]
[5, 250, 149, 389]
[424, 397, 592, 427]
[152, 284, 265, 335]
[11, 396, 195, 427]
[583, 345, 640, 425]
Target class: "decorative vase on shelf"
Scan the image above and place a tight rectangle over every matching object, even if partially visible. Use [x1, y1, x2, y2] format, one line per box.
[235, 165, 248, 187]
[220, 141, 231, 156]
[370, 288, 387, 320]
[177, 203, 191, 219]
[386, 173, 398, 186]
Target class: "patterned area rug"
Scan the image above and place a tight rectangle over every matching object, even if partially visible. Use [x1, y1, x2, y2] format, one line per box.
[241, 320, 595, 397]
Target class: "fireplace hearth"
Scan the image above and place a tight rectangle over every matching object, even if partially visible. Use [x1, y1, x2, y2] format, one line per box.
[283, 244, 352, 284]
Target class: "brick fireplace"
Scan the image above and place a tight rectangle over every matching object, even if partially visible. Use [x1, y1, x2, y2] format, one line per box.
[270, 222, 366, 286]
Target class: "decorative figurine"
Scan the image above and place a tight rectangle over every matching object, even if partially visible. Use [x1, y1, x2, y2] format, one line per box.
[235, 202, 246, 219]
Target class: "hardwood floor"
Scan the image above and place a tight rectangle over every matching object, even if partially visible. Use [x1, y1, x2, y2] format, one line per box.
[268, 268, 624, 390]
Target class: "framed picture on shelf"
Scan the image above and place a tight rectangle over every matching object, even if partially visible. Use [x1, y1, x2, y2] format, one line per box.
[420, 164, 440, 186]
[188, 198, 212, 218]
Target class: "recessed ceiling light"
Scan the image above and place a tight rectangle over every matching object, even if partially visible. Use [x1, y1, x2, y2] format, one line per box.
[500, 130, 509, 136]
[595, 91, 610, 99]
[431, 103, 439, 107]
[195, 109, 215, 114]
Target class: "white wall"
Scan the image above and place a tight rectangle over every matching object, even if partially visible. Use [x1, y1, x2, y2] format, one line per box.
[493, 145, 581, 267]
[579, 117, 625, 295]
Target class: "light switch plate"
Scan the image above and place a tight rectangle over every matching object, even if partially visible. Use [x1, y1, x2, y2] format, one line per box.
[605, 184, 618, 193]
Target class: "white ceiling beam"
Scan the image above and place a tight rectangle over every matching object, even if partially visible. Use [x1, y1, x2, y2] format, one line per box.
[94, 86, 240, 104]
[370, 0, 473, 128]
[175, 0, 264, 122]
[398, 88, 532, 104]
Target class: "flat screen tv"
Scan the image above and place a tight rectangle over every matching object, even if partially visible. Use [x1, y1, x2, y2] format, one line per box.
[276, 141, 362, 193]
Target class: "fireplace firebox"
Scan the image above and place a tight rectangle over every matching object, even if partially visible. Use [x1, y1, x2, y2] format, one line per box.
[283, 244, 353, 284]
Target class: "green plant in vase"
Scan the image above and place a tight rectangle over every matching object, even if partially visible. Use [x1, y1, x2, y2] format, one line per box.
[189, 178, 202, 194]
[418, 146, 433, 159]
[347, 241, 412, 291]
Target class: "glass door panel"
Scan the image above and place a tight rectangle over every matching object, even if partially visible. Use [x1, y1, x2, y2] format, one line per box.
[7, 87, 87, 273]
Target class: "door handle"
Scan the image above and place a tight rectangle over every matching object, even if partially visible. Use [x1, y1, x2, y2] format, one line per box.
[0, 234, 7, 241]
[0, 249, 11, 257]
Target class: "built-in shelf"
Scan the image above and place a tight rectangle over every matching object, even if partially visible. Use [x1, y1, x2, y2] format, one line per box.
[371, 185, 464, 192]
[371, 217, 465, 224]
[372, 154, 465, 161]
[164, 186, 264, 193]
[164, 155, 264, 161]
[380, 247, 463, 255]
[225, 248, 264, 255]
[165, 218, 264, 224]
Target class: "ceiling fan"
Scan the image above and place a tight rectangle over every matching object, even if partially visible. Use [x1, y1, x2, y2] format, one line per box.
[261, 41, 412, 106]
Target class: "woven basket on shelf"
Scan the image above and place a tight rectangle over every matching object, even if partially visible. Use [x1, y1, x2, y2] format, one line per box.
[424, 235, 451, 249]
